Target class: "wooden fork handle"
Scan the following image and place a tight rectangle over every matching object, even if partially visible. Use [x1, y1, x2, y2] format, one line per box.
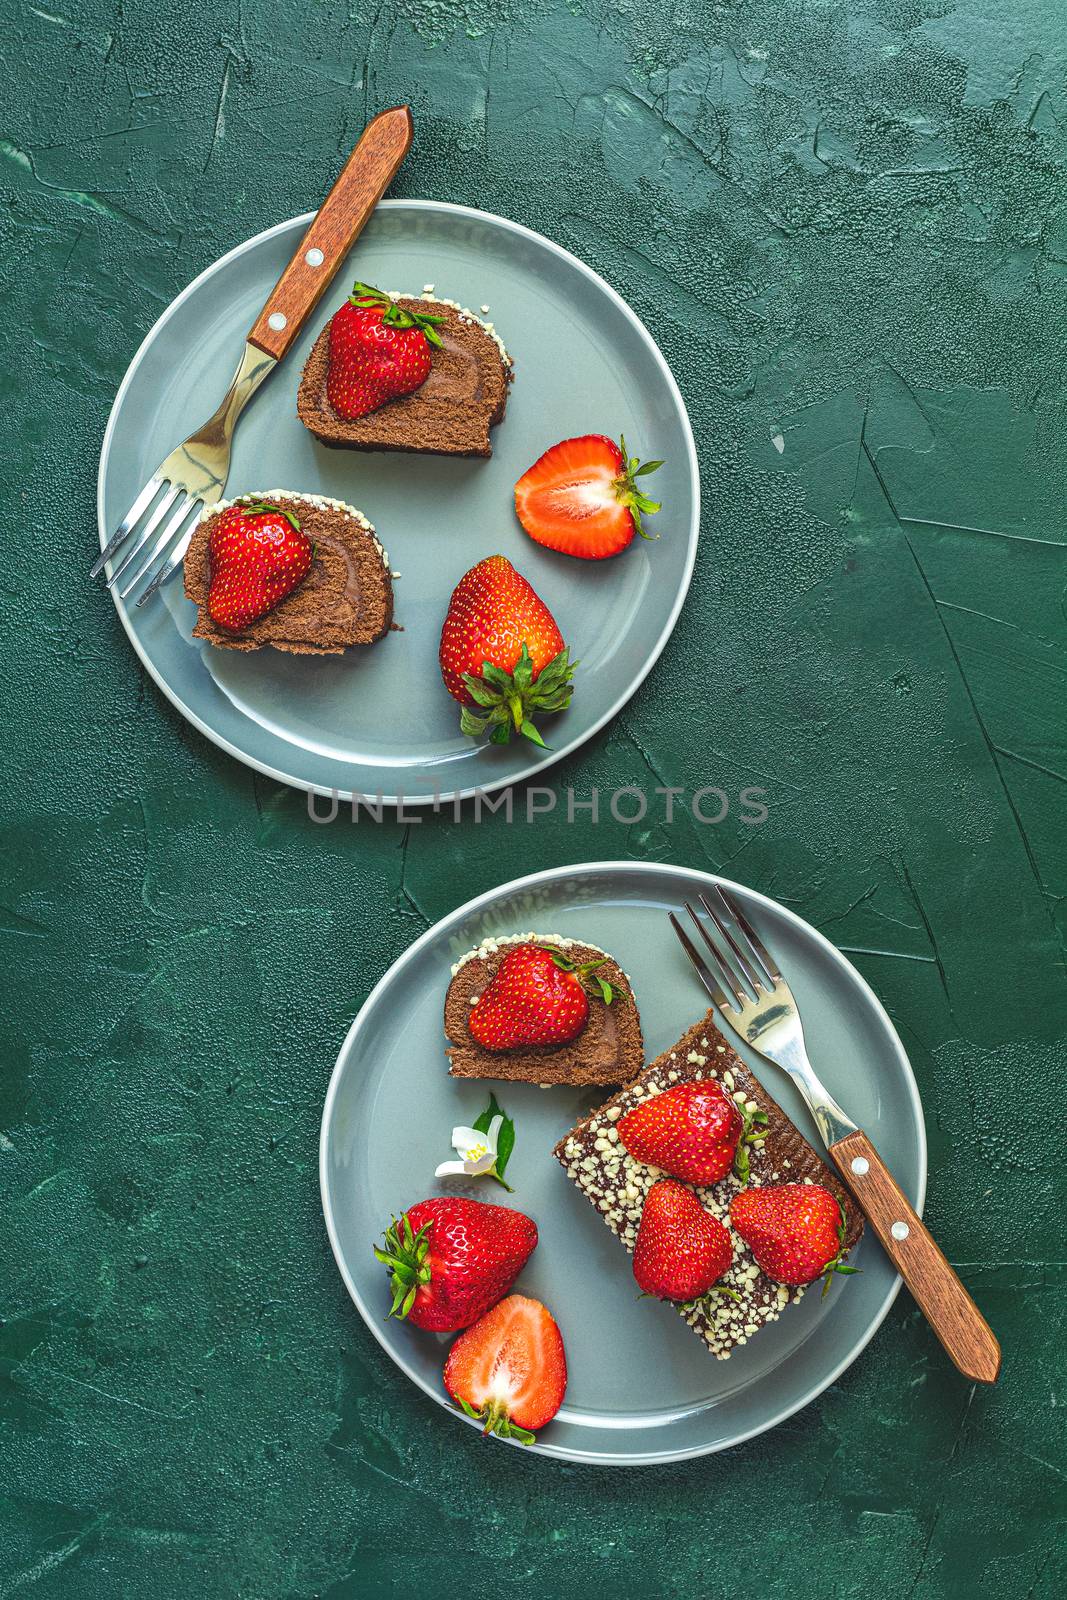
[247, 105, 413, 362]
[829, 1129, 1000, 1383]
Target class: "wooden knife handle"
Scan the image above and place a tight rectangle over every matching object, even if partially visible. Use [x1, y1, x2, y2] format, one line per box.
[247, 105, 413, 362]
[829, 1129, 1000, 1383]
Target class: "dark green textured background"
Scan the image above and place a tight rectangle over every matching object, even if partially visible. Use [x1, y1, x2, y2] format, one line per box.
[3, 0, 1065, 1593]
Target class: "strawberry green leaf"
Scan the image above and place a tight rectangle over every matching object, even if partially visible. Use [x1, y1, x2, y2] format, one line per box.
[375, 1214, 434, 1320]
[480, 661, 514, 690]
[511, 643, 534, 691]
[682, 1286, 742, 1314]
[459, 705, 491, 738]
[349, 280, 447, 347]
[235, 498, 302, 534]
[611, 435, 664, 541]
[456, 647, 576, 747]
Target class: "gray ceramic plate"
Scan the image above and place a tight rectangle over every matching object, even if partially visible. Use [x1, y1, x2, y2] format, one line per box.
[97, 202, 699, 804]
[320, 862, 927, 1464]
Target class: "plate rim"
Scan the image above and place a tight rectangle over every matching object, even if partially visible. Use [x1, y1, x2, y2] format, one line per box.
[97, 199, 701, 806]
[319, 860, 928, 1465]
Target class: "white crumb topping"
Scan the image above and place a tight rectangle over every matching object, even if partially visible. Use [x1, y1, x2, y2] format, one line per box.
[389, 291, 512, 366]
[450, 930, 611, 976]
[554, 1044, 843, 1360]
[201, 489, 389, 569]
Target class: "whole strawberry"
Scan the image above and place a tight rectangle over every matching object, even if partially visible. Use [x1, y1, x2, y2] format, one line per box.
[730, 1183, 858, 1294]
[619, 1080, 743, 1185]
[327, 281, 445, 420]
[207, 498, 313, 631]
[469, 943, 612, 1052]
[633, 1179, 734, 1302]
[439, 555, 575, 746]
[374, 1196, 537, 1331]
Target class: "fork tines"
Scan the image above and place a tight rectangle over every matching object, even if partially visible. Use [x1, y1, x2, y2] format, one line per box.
[670, 884, 780, 1011]
[91, 478, 203, 603]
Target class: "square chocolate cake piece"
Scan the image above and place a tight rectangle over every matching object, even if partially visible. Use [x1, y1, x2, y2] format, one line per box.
[553, 1010, 863, 1359]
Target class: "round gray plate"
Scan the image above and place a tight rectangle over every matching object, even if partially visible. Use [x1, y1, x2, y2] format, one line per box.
[98, 202, 699, 804]
[320, 862, 927, 1464]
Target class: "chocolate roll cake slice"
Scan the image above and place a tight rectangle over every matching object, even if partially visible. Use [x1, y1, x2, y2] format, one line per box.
[445, 934, 643, 1087]
[554, 1011, 863, 1359]
[298, 295, 512, 458]
[185, 491, 393, 656]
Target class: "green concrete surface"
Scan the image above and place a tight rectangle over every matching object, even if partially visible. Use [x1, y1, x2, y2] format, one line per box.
[3, 0, 1066, 1594]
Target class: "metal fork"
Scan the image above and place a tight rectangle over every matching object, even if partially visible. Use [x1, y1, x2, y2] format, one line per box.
[91, 105, 413, 606]
[91, 344, 276, 603]
[671, 883, 1000, 1384]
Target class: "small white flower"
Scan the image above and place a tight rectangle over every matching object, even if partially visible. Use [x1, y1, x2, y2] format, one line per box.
[435, 1115, 508, 1185]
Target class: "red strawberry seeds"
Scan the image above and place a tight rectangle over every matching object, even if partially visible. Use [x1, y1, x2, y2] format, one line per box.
[618, 1080, 744, 1185]
[730, 1183, 858, 1293]
[326, 281, 445, 421]
[206, 498, 313, 632]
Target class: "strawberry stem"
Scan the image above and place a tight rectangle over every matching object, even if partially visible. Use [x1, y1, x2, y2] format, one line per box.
[235, 497, 302, 534]
[614, 434, 664, 540]
[820, 1201, 861, 1297]
[732, 1102, 770, 1181]
[459, 643, 576, 748]
[456, 1397, 536, 1445]
[348, 280, 447, 348]
[373, 1213, 433, 1321]
[548, 949, 616, 1006]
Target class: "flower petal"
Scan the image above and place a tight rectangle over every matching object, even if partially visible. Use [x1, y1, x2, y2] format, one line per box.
[464, 1153, 497, 1175]
[434, 1160, 469, 1178]
[450, 1125, 484, 1152]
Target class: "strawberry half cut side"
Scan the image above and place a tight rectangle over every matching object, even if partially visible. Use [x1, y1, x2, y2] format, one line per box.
[514, 433, 664, 560]
[444, 1294, 567, 1445]
[459, 642, 577, 748]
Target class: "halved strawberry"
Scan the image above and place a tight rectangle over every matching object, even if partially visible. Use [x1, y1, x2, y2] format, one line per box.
[618, 1080, 743, 1185]
[326, 281, 445, 421]
[444, 1294, 567, 1444]
[207, 498, 313, 631]
[514, 434, 663, 559]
